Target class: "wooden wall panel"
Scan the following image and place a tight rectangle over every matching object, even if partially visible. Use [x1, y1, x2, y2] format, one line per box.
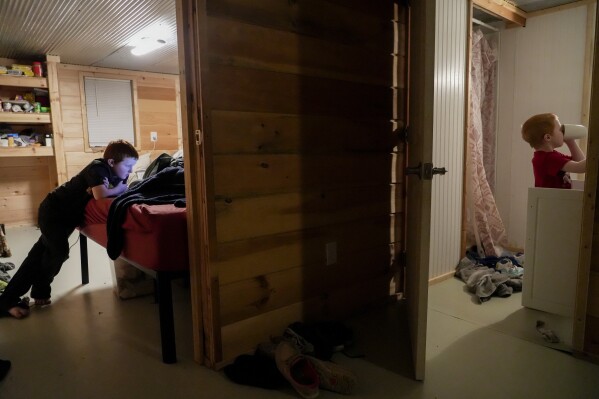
[219, 246, 391, 325]
[196, 0, 400, 365]
[215, 185, 394, 243]
[213, 154, 392, 197]
[210, 111, 394, 155]
[216, 215, 395, 285]
[207, 16, 391, 85]
[208, 65, 391, 118]
[0, 157, 53, 226]
[56, 64, 181, 179]
[220, 273, 391, 362]
[206, 0, 393, 51]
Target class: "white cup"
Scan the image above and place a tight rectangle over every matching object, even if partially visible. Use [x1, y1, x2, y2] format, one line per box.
[562, 124, 588, 140]
[0, 139, 7, 147]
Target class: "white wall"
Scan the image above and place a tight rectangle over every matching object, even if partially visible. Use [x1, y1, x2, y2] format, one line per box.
[429, 0, 467, 279]
[495, 5, 588, 249]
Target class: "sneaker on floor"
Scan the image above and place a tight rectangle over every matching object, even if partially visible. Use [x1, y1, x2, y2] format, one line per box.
[307, 356, 357, 395]
[284, 327, 315, 355]
[275, 340, 320, 399]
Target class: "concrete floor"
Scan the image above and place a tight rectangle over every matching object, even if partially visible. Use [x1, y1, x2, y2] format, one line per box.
[1, 226, 598, 399]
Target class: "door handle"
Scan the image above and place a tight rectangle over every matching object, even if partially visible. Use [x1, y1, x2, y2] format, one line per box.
[405, 163, 448, 180]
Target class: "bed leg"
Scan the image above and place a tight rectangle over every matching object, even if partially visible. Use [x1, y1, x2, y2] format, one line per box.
[156, 272, 176, 364]
[80, 233, 89, 285]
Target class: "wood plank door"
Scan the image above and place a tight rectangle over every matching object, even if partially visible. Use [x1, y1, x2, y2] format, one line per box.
[178, 0, 425, 370]
[404, 0, 435, 381]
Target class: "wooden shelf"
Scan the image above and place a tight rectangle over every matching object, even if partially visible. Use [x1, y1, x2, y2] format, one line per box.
[0, 112, 51, 124]
[0, 74, 48, 88]
[0, 146, 53, 157]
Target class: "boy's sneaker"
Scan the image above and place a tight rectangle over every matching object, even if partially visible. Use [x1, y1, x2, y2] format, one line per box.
[275, 340, 320, 399]
[307, 356, 357, 395]
[284, 327, 315, 355]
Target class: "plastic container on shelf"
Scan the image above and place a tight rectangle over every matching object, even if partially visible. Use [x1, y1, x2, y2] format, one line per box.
[45, 134, 52, 147]
[32, 62, 43, 77]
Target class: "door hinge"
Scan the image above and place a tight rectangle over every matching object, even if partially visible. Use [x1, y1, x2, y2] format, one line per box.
[397, 125, 409, 142]
[195, 129, 202, 145]
[398, 251, 407, 267]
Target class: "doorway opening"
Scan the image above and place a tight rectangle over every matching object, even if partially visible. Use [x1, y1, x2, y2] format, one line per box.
[430, 0, 595, 354]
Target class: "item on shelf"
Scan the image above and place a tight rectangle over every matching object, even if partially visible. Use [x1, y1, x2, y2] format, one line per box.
[32, 62, 43, 77]
[5, 69, 22, 76]
[44, 134, 52, 147]
[0, 99, 2, 112]
[11, 104, 23, 113]
[2, 102, 11, 111]
[23, 92, 35, 104]
[21, 103, 33, 112]
[0, 66, 7, 75]
[11, 65, 34, 77]
[0, 139, 7, 147]
[33, 102, 41, 113]
[7, 134, 15, 147]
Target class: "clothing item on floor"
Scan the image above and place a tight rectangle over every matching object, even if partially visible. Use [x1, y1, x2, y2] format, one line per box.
[223, 353, 288, 390]
[0, 359, 10, 381]
[536, 320, 560, 343]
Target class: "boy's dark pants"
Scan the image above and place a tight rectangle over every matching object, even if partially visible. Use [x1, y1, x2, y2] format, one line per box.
[0, 200, 74, 311]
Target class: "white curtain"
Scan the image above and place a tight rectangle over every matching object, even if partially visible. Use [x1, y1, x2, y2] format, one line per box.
[466, 29, 508, 257]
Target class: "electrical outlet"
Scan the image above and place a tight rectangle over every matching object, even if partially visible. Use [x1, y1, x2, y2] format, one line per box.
[150, 131, 158, 142]
[326, 242, 337, 265]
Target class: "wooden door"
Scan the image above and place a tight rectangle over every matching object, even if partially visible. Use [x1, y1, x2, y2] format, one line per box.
[404, 0, 435, 381]
[177, 0, 423, 370]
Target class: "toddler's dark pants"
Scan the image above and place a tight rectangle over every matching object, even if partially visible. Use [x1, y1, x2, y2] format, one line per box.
[0, 199, 75, 312]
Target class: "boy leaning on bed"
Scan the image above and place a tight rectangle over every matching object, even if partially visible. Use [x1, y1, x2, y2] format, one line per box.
[0, 140, 138, 319]
[521, 113, 586, 189]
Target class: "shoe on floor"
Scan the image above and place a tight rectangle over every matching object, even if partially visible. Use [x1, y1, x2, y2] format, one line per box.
[275, 340, 320, 399]
[307, 356, 357, 395]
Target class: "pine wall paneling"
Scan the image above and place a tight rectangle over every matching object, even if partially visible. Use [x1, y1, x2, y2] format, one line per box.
[56, 64, 181, 179]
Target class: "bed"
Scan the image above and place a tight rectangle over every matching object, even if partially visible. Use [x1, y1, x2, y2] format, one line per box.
[78, 197, 189, 364]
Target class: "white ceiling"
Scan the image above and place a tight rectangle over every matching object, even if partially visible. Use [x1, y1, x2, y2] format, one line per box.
[0, 0, 178, 74]
[0, 0, 586, 75]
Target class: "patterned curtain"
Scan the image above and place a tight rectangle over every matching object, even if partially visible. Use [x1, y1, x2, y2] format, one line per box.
[466, 29, 508, 257]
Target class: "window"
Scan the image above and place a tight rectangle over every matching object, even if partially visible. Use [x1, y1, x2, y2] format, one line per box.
[83, 76, 136, 147]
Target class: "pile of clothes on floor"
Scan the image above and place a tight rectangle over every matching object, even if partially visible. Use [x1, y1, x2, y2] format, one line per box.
[224, 321, 357, 398]
[455, 247, 525, 303]
[0, 262, 15, 294]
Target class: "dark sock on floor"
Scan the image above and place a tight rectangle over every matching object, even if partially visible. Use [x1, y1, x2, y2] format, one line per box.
[0, 359, 11, 381]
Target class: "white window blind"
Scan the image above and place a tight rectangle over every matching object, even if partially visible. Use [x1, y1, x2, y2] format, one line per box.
[84, 77, 135, 146]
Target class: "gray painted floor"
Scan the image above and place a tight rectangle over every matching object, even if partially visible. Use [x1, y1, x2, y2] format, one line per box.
[1, 226, 598, 399]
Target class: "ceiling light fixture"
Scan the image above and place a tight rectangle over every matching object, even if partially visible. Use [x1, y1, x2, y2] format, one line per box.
[130, 37, 167, 56]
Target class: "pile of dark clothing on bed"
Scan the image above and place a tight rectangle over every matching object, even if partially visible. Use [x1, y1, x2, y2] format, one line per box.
[455, 247, 524, 303]
[106, 152, 186, 260]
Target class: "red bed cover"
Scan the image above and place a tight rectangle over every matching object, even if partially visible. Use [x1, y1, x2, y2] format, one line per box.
[80, 198, 188, 272]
